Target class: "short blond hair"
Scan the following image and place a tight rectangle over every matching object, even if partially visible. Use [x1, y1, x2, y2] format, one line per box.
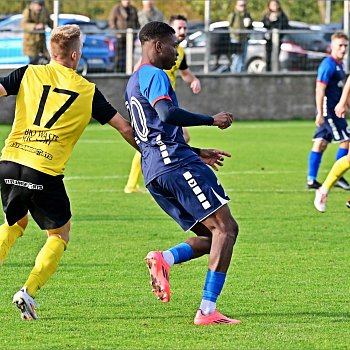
[50, 24, 81, 60]
[331, 32, 349, 42]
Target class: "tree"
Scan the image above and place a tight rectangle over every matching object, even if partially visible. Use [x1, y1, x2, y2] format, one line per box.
[0, 0, 345, 25]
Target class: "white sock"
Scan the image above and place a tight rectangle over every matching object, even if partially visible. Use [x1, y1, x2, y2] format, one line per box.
[320, 185, 329, 195]
[162, 250, 174, 267]
[199, 299, 216, 315]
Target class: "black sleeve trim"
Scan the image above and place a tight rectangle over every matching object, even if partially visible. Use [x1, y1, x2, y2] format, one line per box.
[191, 147, 201, 155]
[179, 53, 188, 71]
[0, 66, 28, 95]
[91, 87, 118, 124]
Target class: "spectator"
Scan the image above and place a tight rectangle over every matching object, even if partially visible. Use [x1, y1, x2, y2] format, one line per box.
[228, 0, 253, 72]
[108, 0, 140, 72]
[21, 0, 53, 65]
[138, 0, 164, 28]
[261, 0, 289, 71]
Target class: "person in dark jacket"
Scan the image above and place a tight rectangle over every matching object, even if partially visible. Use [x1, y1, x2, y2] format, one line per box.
[261, 0, 289, 71]
[227, 0, 253, 72]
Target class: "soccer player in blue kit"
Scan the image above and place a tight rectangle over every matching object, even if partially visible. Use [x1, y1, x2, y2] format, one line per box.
[125, 21, 240, 325]
[306, 32, 350, 190]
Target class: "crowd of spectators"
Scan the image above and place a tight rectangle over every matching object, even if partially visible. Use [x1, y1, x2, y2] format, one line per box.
[105, 0, 290, 73]
[20, 0, 291, 73]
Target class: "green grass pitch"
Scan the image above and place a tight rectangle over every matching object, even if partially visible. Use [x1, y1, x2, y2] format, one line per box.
[0, 121, 349, 350]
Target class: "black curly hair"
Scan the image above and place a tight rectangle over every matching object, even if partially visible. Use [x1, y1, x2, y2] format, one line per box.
[139, 21, 175, 45]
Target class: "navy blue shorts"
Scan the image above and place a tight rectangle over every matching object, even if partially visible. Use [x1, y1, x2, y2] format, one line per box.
[147, 160, 230, 232]
[313, 113, 350, 143]
[0, 161, 71, 229]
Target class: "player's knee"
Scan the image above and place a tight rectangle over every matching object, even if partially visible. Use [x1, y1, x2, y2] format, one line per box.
[209, 207, 239, 241]
[313, 140, 327, 153]
[227, 216, 239, 243]
[47, 220, 71, 244]
[212, 216, 239, 243]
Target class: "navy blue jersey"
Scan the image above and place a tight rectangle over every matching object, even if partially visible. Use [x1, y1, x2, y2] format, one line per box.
[125, 64, 199, 185]
[317, 56, 345, 111]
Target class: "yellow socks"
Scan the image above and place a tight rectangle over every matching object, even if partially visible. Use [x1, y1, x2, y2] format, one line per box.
[0, 223, 24, 265]
[124, 151, 142, 192]
[323, 156, 350, 191]
[24, 236, 66, 297]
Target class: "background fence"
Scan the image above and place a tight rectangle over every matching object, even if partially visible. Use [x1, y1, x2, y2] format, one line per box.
[0, 0, 348, 74]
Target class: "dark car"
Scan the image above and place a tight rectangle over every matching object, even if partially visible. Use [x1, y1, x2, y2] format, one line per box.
[183, 21, 330, 73]
[279, 22, 330, 71]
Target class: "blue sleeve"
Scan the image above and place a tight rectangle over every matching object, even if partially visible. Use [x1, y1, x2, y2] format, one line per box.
[317, 58, 335, 85]
[139, 69, 172, 107]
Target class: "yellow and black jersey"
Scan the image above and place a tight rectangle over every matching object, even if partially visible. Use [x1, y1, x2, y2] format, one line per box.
[0, 61, 117, 176]
[164, 45, 188, 91]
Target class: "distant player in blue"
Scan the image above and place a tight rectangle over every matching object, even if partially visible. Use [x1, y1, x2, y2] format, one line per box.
[125, 22, 240, 325]
[307, 32, 350, 190]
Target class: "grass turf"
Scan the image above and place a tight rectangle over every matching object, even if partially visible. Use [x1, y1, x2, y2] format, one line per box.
[0, 121, 349, 350]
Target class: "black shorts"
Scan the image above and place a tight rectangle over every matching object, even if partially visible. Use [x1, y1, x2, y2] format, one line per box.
[0, 161, 71, 229]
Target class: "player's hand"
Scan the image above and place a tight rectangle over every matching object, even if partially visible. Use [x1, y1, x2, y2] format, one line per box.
[212, 112, 233, 129]
[190, 79, 201, 94]
[315, 112, 324, 127]
[35, 23, 44, 30]
[334, 102, 347, 118]
[199, 149, 231, 171]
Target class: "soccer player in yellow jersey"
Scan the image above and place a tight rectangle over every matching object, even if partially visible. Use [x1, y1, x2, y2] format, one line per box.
[0, 24, 136, 320]
[314, 75, 350, 212]
[124, 14, 201, 193]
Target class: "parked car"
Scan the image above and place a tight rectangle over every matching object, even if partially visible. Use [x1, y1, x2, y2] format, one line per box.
[0, 14, 116, 74]
[183, 21, 331, 73]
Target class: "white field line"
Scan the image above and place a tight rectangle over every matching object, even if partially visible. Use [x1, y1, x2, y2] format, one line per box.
[64, 174, 310, 194]
[64, 169, 329, 181]
[65, 175, 126, 180]
[77, 139, 124, 143]
[85, 123, 312, 131]
[67, 188, 307, 193]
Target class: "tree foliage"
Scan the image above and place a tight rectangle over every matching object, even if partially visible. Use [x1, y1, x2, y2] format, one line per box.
[0, 0, 346, 25]
[185, 0, 345, 24]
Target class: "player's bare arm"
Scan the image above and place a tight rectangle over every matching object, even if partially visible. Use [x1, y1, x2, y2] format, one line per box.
[198, 149, 231, 171]
[335, 101, 347, 118]
[212, 112, 234, 129]
[315, 82, 326, 127]
[108, 112, 139, 151]
[335, 76, 350, 118]
[180, 68, 201, 94]
[0, 83, 7, 96]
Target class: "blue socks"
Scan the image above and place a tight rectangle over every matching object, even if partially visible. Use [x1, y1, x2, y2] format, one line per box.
[169, 243, 194, 263]
[200, 270, 226, 315]
[308, 148, 348, 182]
[308, 151, 322, 182]
[202, 270, 226, 302]
[162, 245, 227, 316]
[162, 242, 194, 267]
[336, 147, 348, 160]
